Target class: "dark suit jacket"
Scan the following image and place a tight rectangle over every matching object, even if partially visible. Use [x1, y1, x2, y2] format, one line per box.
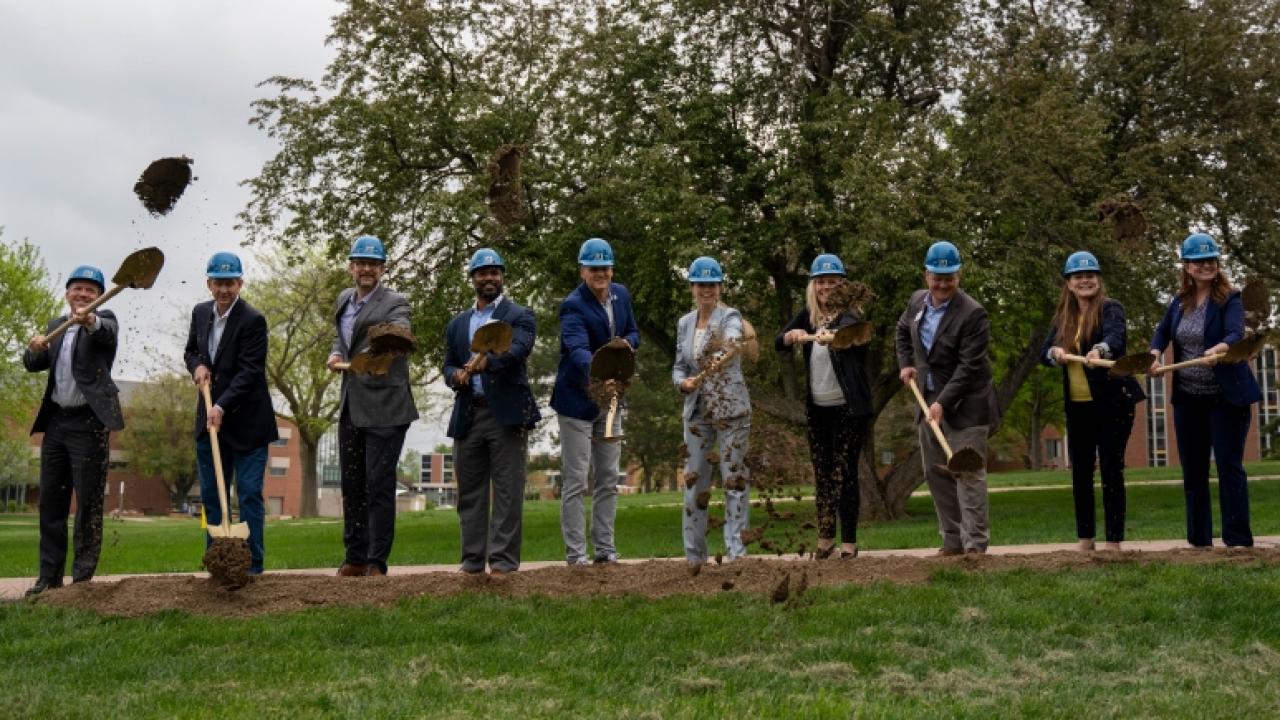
[183, 299, 279, 451]
[895, 288, 999, 429]
[23, 310, 125, 433]
[1150, 290, 1261, 407]
[774, 310, 873, 417]
[550, 282, 641, 421]
[1039, 298, 1145, 409]
[443, 298, 541, 438]
[330, 285, 419, 428]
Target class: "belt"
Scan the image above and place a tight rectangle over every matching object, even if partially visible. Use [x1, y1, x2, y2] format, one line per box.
[54, 403, 93, 415]
[471, 395, 489, 408]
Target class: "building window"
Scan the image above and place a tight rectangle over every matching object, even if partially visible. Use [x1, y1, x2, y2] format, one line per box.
[1044, 439, 1061, 461]
[1258, 347, 1278, 454]
[880, 450, 894, 466]
[1147, 373, 1168, 467]
[271, 437, 289, 447]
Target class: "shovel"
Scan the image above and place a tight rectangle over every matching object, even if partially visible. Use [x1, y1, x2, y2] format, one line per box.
[688, 324, 760, 391]
[1241, 276, 1270, 330]
[906, 378, 985, 474]
[462, 320, 514, 374]
[590, 339, 636, 444]
[793, 321, 874, 350]
[199, 382, 250, 541]
[44, 247, 165, 343]
[334, 352, 395, 376]
[1151, 332, 1270, 375]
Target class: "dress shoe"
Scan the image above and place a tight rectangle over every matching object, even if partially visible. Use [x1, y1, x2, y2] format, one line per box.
[815, 540, 836, 560]
[965, 548, 987, 555]
[25, 578, 63, 597]
[365, 566, 386, 577]
[839, 543, 858, 560]
[336, 563, 368, 577]
[936, 547, 963, 557]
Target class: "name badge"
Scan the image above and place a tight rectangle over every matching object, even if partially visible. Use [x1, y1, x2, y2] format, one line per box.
[914, 310, 923, 323]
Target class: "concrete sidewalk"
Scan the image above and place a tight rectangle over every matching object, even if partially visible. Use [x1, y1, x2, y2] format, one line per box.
[4, 536, 1275, 601]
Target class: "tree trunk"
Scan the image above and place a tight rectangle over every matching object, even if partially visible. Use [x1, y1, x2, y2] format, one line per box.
[299, 435, 319, 518]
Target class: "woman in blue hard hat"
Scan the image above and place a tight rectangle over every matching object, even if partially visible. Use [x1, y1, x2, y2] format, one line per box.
[776, 253, 873, 559]
[1148, 233, 1261, 547]
[1041, 251, 1145, 551]
[673, 257, 753, 567]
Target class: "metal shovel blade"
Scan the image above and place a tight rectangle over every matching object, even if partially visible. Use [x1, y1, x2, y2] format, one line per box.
[113, 247, 165, 289]
[347, 352, 395, 376]
[1221, 332, 1269, 363]
[1108, 353, 1154, 378]
[948, 447, 986, 474]
[590, 342, 636, 382]
[472, 321, 514, 354]
[207, 522, 251, 540]
[828, 321, 874, 350]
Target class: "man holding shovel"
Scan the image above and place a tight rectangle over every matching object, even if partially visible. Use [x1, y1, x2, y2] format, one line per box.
[22, 265, 125, 596]
[326, 236, 418, 577]
[550, 238, 640, 566]
[184, 252, 277, 576]
[444, 248, 540, 574]
[895, 241, 999, 556]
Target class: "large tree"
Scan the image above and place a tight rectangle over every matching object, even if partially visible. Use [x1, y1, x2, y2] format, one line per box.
[118, 373, 198, 508]
[242, 0, 1280, 518]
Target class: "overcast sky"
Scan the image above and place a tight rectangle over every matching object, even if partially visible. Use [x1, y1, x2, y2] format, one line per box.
[1, 1, 453, 452]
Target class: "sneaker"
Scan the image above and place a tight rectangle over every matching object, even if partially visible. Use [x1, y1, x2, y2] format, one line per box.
[566, 557, 590, 567]
[593, 552, 620, 565]
[24, 577, 63, 597]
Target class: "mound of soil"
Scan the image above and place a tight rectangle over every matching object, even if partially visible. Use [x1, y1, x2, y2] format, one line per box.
[134, 156, 194, 216]
[33, 549, 1275, 618]
[203, 538, 252, 590]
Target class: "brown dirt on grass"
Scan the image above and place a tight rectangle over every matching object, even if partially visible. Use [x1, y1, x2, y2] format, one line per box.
[34, 548, 1276, 618]
[134, 156, 194, 216]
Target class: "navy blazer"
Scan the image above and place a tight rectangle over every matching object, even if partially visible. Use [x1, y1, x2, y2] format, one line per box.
[1150, 290, 1261, 407]
[23, 310, 125, 433]
[1040, 298, 1145, 409]
[775, 309, 873, 417]
[549, 282, 641, 421]
[183, 299, 279, 451]
[443, 298, 541, 438]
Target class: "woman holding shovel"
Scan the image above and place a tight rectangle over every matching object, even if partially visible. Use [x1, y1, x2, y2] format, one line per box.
[673, 257, 753, 567]
[777, 254, 873, 559]
[1148, 233, 1261, 548]
[1041, 252, 1145, 551]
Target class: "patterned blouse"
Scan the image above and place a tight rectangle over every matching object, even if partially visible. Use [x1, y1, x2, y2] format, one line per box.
[1174, 302, 1220, 396]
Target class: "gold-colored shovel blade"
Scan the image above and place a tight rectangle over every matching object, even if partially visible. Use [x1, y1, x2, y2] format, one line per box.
[829, 321, 874, 350]
[472, 321, 514, 354]
[590, 343, 636, 382]
[347, 352, 395, 375]
[1222, 332, 1269, 363]
[1108, 353, 1153, 378]
[113, 247, 165, 289]
[208, 523, 251, 540]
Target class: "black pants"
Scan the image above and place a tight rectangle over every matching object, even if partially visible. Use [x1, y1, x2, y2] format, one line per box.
[338, 407, 409, 573]
[453, 406, 527, 572]
[806, 403, 869, 544]
[1065, 400, 1135, 542]
[38, 406, 110, 582]
[1173, 395, 1253, 547]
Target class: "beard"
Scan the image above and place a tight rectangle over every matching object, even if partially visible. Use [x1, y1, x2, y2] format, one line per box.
[475, 279, 503, 303]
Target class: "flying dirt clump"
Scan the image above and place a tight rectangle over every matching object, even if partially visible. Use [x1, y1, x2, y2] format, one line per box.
[487, 144, 527, 226]
[203, 538, 252, 590]
[134, 156, 194, 216]
[368, 323, 418, 354]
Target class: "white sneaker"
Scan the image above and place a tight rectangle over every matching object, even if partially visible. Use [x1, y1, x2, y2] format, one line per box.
[566, 557, 590, 567]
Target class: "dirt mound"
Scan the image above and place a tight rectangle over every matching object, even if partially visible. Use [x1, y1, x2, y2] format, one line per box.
[33, 548, 1274, 618]
[134, 156, 194, 216]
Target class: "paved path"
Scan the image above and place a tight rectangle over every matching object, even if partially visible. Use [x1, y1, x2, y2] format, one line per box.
[4, 536, 1276, 600]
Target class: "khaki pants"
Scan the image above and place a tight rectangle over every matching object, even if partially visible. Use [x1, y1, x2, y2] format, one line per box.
[919, 419, 990, 552]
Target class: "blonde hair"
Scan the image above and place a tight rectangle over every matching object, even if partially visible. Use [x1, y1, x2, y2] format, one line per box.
[1050, 277, 1107, 352]
[805, 280, 837, 329]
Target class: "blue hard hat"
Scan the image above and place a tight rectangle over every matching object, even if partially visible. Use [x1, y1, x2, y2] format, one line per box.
[349, 235, 387, 262]
[66, 265, 105, 291]
[1062, 251, 1101, 277]
[206, 251, 243, 279]
[687, 256, 724, 283]
[924, 241, 962, 274]
[809, 253, 846, 278]
[468, 247, 505, 275]
[1180, 233, 1220, 261]
[578, 238, 615, 267]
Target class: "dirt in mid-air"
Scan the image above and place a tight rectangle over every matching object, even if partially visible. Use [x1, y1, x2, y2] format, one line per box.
[32, 548, 1275, 618]
[134, 156, 194, 216]
[367, 323, 418, 355]
[202, 538, 252, 590]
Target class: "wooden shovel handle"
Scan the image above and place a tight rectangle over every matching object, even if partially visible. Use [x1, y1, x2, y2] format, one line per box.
[1153, 353, 1222, 375]
[604, 394, 620, 440]
[333, 361, 351, 371]
[689, 346, 743, 390]
[43, 285, 126, 344]
[1060, 353, 1115, 368]
[199, 381, 232, 534]
[907, 378, 954, 459]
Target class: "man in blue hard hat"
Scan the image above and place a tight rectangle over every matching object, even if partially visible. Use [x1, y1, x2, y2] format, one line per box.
[326, 235, 418, 577]
[550, 238, 640, 565]
[22, 266, 125, 596]
[184, 251, 278, 576]
[895, 241, 999, 555]
[443, 248, 540, 574]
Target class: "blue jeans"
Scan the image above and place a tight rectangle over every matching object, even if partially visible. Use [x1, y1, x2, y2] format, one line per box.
[196, 436, 268, 572]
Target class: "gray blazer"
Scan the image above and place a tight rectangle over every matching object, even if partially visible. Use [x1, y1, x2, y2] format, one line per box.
[331, 285, 419, 428]
[24, 310, 125, 433]
[894, 288, 999, 430]
[672, 306, 751, 421]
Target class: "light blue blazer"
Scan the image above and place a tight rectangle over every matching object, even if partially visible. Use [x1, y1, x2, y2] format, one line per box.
[672, 306, 751, 421]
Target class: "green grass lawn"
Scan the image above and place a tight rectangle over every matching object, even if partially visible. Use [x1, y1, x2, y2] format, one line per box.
[2, 561, 1278, 718]
[3, 473, 1279, 577]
